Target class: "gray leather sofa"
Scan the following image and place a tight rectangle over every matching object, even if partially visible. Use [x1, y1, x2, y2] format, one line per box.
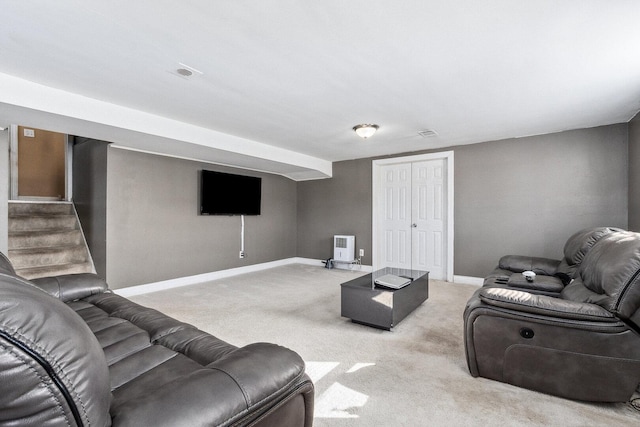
[464, 229, 640, 402]
[0, 252, 314, 426]
[484, 227, 621, 296]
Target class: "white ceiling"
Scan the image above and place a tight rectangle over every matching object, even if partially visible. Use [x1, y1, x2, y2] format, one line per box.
[1, 1, 640, 180]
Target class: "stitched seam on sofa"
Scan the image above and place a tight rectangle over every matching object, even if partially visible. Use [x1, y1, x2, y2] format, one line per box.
[476, 306, 627, 333]
[480, 294, 614, 321]
[504, 343, 640, 365]
[2, 327, 91, 425]
[614, 268, 640, 315]
[150, 325, 195, 343]
[209, 366, 252, 408]
[240, 380, 313, 427]
[110, 350, 179, 391]
[102, 335, 153, 365]
[84, 317, 128, 334]
[53, 276, 62, 300]
[216, 368, 306, 427]
[154, 330, 236, 363]
[0, 335, 74, 426]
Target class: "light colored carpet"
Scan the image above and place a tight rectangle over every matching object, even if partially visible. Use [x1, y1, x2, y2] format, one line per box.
[129, 264, 640, 426]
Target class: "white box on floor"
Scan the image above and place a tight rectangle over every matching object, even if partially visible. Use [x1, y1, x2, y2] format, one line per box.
[333, 235, 355, 262]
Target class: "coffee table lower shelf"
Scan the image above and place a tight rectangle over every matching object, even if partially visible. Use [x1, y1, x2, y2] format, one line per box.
[340, 269, 429, 330]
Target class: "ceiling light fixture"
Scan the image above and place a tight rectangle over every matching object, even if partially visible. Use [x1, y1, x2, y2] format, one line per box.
[353, 124, 379, 139]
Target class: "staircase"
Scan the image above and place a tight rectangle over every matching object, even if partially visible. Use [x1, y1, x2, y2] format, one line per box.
[7, 202, 95, 280]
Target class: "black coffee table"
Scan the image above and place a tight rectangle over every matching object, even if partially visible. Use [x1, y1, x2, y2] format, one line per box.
[340, 268, 429, 330]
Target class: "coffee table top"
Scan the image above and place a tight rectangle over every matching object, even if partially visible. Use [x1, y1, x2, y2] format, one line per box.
[341, 267, 428, 290]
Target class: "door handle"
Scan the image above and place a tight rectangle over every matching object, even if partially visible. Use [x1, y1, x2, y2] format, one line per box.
[411, 223, 417, 228]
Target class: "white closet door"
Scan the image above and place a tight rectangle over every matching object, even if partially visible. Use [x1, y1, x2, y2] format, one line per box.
[411, 159, 446, 279]
[376, 159, 447, 279]
[378, 163, 412, 269]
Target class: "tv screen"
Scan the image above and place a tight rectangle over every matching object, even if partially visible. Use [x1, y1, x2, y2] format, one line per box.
[200, 170, 261, 215]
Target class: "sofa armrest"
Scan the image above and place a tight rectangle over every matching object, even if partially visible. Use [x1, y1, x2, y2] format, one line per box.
[498, 255, 561, 275]
[478, 287, 618, 322]
[110, 343, 312, 427]
[30, 273, 109, 302]
[506, 274, 564, 294]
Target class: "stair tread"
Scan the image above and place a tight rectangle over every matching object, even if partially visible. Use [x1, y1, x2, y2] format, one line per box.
[9, 244, 87, 255]
[8, 202, 74, 216]
[15, 261, 93, 270]
[16, 262, 94, 280]
[9, 229, 80, 236]
[9, 214, 76, 219]
[7, 202, 94, 280]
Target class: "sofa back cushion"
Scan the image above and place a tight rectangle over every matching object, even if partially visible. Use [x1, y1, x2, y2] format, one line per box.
[563, 231, 640, 324]
[0, 275, 111, 426]
[555, 226, 622, 281]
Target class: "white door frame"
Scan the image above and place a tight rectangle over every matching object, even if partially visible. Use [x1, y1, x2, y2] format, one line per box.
[372, 151, 454, 281]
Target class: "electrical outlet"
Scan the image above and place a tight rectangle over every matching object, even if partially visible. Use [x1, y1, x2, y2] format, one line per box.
[239, 251, 245, 259]
[359, 249, 365, 257]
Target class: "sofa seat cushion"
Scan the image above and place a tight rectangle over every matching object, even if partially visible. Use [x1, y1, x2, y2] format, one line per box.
[68, 292, 307, 426]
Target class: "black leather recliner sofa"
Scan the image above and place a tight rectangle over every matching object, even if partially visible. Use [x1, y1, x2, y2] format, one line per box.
[0, 252, 314, 426]
[484, 227, 621, 296]
[464, 229, 640, 402]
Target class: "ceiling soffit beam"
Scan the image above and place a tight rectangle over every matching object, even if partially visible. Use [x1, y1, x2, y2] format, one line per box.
[0, 72, 332, 180]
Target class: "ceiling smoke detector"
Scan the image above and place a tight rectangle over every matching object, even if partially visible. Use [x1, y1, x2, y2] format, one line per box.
[171, 62, 203, 79]
[417, 129, 437, 138]
[176, 68, 193, 77]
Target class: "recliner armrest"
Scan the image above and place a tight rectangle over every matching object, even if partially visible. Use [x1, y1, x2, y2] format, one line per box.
[479, 287, 618, 322]
[30, 273, 109, 302]
[498, 255, 561, 275]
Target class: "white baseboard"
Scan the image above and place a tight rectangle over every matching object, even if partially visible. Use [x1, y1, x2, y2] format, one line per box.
[115, 258, 483, 297]
[116, 258, 298, 297]
[115, 257, 373, 297]
[453, 275, 484, 286]
[292, 257, 373, 272]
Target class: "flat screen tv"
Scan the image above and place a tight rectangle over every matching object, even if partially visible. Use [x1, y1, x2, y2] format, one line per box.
[200, 170, 262, 215]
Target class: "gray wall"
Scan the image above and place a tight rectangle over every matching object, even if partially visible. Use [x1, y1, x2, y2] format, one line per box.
[629, 112, 640, 231]
[73, 138, 109, 277]
[454, 124, 627, 276]
[0, 129, 8, 254]
[105, 148, 297, 289]
[297, 124, 629, 277]
[297, 158, 373, 264]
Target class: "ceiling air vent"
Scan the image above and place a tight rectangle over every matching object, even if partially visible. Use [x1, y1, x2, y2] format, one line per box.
[417, 129, 437, 138]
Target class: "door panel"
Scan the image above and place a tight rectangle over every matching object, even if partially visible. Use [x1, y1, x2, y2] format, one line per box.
[379, 163, 412, 269]
[412, 159, 446, 279]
